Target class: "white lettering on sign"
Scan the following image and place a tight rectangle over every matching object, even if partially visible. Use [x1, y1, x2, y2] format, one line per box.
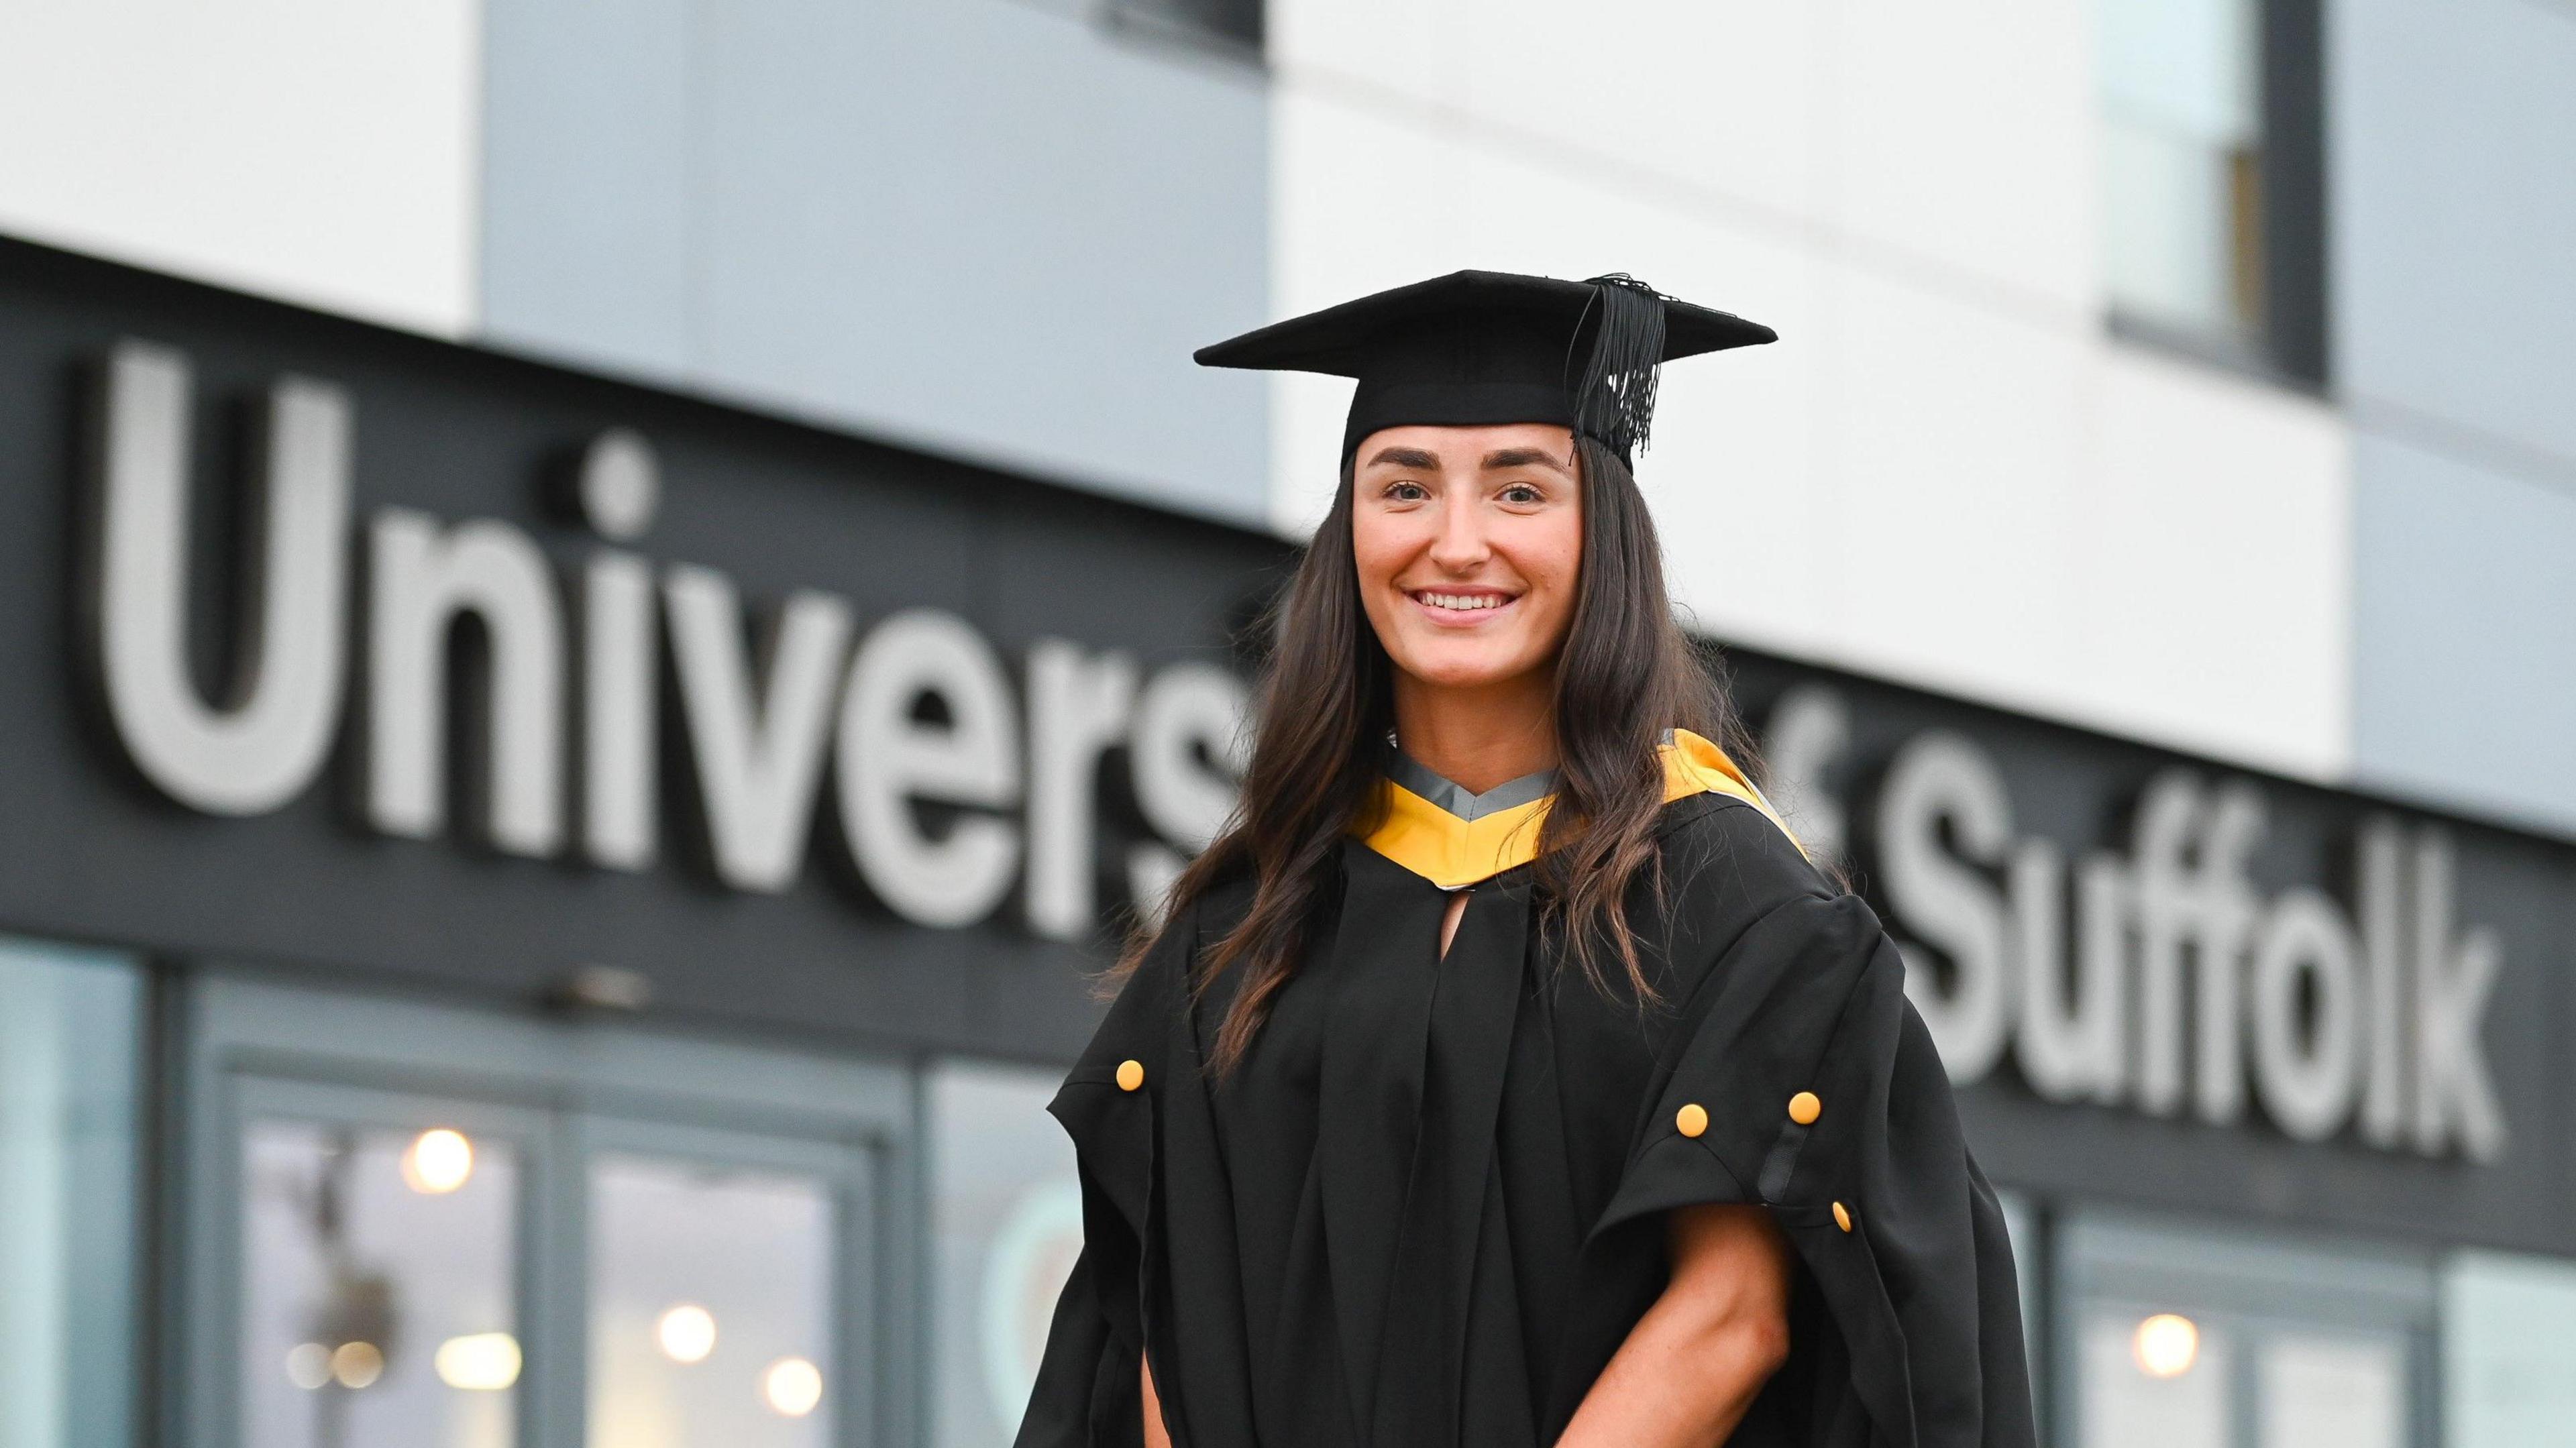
[80, 339, 1246, 937]
[837, 609, 1025, 928]
[91, 343, 350, 814]
[1770, 687, 2509, 1163]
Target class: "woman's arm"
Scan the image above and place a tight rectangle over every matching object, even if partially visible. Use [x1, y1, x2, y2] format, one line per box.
[1555, 1203, 1794, 1448]
[1141, 1357, 1173, 1448]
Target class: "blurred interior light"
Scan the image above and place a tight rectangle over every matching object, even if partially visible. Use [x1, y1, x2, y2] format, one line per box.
[762, 1356, 823, 1417]
[2133, 1313, 2201, 1379]
[433, 1332, 523, 1391]
[285, 1342, 333, 1390]
[656, 1303, 717, 1364]
[402, 1128, 475, 1194]
[330, 1340, 386, 1389]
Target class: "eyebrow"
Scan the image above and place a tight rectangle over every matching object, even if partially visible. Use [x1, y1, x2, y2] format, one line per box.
[1482, 447, 1574, 474]
[1362, 446, 1443, 470]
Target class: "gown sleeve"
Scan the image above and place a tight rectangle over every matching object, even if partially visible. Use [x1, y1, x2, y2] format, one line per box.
[1014, 898, 1199, 1448]
[1569, 802, 2038, 1448]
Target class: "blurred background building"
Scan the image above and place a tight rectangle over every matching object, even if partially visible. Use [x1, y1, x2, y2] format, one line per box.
[1, 1, 2572, 1446]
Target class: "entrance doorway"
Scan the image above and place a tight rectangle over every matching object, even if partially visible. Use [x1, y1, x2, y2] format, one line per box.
[2055, 1210, 2435, 1448]
[168, 974, 915, 1448]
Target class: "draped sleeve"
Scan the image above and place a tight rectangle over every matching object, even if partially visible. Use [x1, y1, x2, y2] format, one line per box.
[1014, 896, 1202, 1448]
[1558, 799, 2039, 1448]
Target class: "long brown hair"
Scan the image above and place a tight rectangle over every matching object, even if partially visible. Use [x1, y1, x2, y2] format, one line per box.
[1119, 435, 1750, 1074]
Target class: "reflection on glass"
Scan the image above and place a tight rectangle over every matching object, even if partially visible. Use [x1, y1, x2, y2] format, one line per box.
[402, 1129, 476, 1194]
[2259, 1332, 2401, 1448]
[2133, 1313, 2201, 1378]
[2443, 1250, 2576, 1445]
[928, 1062, 1082, 1448]
[588, 1153, 832, 1448]
[0, 941, 142, 1448]
[241, 1121, 518, 1448]
[2084, 1308, 2229, 1448]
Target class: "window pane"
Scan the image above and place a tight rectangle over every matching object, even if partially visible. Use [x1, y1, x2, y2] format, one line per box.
[2259, 1333, 2402, 1448]
[2104, 118, 2243, 334]
[241, 1121, 519, 1448]
[928, 1061, 1081, 1448]
[2100, 0, 2259, 142]
[0, 941, 140, 1448]
[2443, 1251, 2576, 1445]
[588, 1153, 834, 1447]
[2098, 0, 2264, 341]
[2083, 1308, 2232, 1448]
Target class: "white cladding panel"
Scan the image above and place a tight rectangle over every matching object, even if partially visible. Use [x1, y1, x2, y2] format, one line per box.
[1269, 0, 2355, 779]
[1273, 0, 1824, 224]
[1824, 0, 2098, 313]
[0, 0, 481, 336]
[2081, 347, 2351, 777]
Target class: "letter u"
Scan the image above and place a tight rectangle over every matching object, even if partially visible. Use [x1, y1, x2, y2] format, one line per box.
[88, 342, 350, 814]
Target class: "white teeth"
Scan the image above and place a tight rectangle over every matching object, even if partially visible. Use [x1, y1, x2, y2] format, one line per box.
[1418, 592, 1505, 612]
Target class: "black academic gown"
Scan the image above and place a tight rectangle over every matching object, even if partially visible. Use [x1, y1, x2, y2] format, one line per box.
[1016, 746, 2036, 1448]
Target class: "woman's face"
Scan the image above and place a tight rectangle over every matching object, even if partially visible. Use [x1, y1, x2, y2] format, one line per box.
[1350, 423, 1584, 698]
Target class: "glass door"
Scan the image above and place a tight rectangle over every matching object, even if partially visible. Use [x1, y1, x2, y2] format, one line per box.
[230, 1079, 539, 1448]
[174, 974, 914, 1448]
[2056, 1210, 2435, 1448]
[578, 1119, 859, 1447]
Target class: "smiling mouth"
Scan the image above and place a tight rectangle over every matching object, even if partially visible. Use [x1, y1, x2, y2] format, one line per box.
[1408, 588, 1519, 619]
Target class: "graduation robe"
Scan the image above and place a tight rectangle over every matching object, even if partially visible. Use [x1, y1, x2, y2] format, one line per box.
[1017, 730, 2036, 1448]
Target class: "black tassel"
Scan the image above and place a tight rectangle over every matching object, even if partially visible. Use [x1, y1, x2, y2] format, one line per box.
[1571, 273, 1668, 457]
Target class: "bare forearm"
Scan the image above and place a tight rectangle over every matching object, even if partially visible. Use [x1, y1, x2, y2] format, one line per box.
[1554, 1290, 1786, 1448]
[1556, 1203, 1792, 1448]
[1141, 1355, 1172, 1448]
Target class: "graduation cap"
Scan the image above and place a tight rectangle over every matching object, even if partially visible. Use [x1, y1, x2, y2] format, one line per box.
[1194, 270, 1775, 464]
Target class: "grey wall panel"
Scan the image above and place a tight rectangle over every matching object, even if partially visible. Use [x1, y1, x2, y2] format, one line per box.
[478, 0, 695, 374]
[2351, 431, 2576, 836]
[2331, 0, 2576, 461]
[479, 0, 1271, 524]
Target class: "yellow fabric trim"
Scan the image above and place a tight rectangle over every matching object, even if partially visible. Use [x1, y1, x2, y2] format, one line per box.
[1358, 729, 1803, 888]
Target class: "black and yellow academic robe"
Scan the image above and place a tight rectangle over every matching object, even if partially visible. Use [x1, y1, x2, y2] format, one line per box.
[1018, 731, 2035, 1448]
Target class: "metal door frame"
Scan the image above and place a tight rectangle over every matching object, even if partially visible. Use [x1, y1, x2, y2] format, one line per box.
[164, 968, 918, 1448]
[2053, 1205, 2440, 1448]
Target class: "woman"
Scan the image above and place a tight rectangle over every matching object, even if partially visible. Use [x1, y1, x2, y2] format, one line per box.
[1017, 272, 2034, 1448]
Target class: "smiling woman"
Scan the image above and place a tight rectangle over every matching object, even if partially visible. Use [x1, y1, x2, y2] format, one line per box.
[1350, 425, 1585, 790]
[1014, 271, 2037, 1448]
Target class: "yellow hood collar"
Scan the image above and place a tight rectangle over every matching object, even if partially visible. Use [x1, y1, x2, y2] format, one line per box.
[1358, 728, 1797, 889]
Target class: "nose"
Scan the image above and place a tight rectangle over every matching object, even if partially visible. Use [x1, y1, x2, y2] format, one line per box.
[1426, 491, 1490, 573]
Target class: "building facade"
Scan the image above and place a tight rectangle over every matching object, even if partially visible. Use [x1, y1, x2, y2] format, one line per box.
[1, 2, 2573, 1447]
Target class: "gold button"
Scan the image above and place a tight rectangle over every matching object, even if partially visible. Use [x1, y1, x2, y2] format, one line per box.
[1116, 1059, 1145, 1092]
[1675, 1103, 1709, 1138]
[1788, 1091, 1822, 1126]
[1833, 1201, 1853, 1233]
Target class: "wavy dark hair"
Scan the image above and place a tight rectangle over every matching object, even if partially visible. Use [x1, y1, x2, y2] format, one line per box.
[1118, 434, 1752, 1075]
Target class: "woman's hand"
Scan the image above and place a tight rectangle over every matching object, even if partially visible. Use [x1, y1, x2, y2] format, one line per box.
[1554, 1203, 1793, 1447]
[1142, 1355, 1173, 1448]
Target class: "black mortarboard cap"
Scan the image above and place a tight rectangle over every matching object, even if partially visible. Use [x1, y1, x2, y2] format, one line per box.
[1194, 269, 1775, 463]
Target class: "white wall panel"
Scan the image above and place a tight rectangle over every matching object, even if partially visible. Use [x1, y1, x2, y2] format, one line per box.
[2081, 347, 2351, 778]
[1824, 0, 2097, 313]
[1452, 1, 1824, 223]
[1269, 0, 1445, 89]
[1273, 1, 1822, 226]
[0, 0, 482, 335]
[1817, 263, 2088, 711]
